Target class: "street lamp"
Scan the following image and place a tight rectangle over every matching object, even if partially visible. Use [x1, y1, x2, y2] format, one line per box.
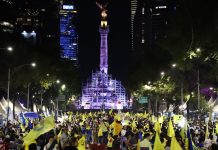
[209, 87, 214, 90]
[61, 84, 66, 91]
[7, 47, 13, 52]
[31, 62, 36, 67]
[56, 80, 60, 84]
[6, 62, 36, 123]
[196, 48, 201, 53]
[161, 71, 165, 76]
[0, 46, 13, 52]
[172, 63, 177, 68]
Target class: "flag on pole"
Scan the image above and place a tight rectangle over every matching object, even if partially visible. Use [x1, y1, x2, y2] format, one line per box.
[171, 136, 182, 150]
[216, 123, 218, 134]
[23, 116, 55, 146]
[154, 121, 161, 134]
[77, 136, 86, 150]
[109, 108, 113, 115]
[57, 129, 62, 144]
[153, 132, 164, 150]
[167, 119, 175, 137]
[137, 139, 140, 150]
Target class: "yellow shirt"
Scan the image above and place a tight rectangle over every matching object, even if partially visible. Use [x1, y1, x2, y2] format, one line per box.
[107, 137, 114, 148]
[113, 122, 122, 136]
[99, 122, 109, 132]
[98, 128, 103, 137]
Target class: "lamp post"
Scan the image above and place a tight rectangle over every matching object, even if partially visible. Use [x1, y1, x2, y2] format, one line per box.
[6, 62, 36, 123]
[0, 46, 13, 52]
[56, 80, 60, 118]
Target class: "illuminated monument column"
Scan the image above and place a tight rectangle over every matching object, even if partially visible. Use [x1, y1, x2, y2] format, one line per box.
[99, 21, 109, 74]
[80, 2, 127, 110]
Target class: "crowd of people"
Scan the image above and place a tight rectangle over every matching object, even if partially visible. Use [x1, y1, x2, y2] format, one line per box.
[0, 111, 218, 150]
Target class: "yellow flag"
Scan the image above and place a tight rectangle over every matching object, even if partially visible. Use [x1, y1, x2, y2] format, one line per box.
[173, 115, 183, 124]
[20, 122, 25, 132]
[167, 119, 175, 137]
[153, 133, 164, 150]
[24, 140, 36, 150]
[131, 120, 137, 129]
[57, 129, 62, 144]
[216, 123, 218, 134]
[23, 116, 55, 145]
[25, 117, 29, 128]
[158, 116, 163, 124]
[69, 112, 72, 122]
[115, 114, 121, 121]
[109, 108, 113, 115]
[82, 114, 86, 122]
[171, 136, 182, 150]
[152, 115, 157, 123]
[77, 136, 86, 150]
[98, 127, 103, 137]
[205, 123, 209, 140]
[143, 111, 148, 118]
[154, 121, 161, 134]
[89, 112, 92, 117]
[137, 139, 140, 150]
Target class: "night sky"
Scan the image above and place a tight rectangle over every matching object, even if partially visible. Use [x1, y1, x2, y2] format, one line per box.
[77, 0, 131, 82]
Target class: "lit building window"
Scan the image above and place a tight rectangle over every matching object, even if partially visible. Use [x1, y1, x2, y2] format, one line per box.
[141, 39, 145, 43]
[155, 6, 167, 9]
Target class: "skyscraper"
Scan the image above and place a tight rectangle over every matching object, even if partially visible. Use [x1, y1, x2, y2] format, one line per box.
[131, 0, 169, 52]
[59, 0, 78, 62]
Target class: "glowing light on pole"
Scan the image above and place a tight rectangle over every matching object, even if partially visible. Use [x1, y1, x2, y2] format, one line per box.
[172, 63, 176, 68]
[7, 62, 36, 123]
[196, 48, 201, 53]
[7, 46, 13, 52]
[209, 87, 213, 90]
[0, 46, 13, 52]
[56, 80, 60, 84]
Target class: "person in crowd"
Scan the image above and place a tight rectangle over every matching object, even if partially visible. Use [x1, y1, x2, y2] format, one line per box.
[3, 110, 218, 150]
[140, 133, 153, 150]
[107, 133, 114, 150]
[43, 132, 58, 150]
[63, 137, 79, 150]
